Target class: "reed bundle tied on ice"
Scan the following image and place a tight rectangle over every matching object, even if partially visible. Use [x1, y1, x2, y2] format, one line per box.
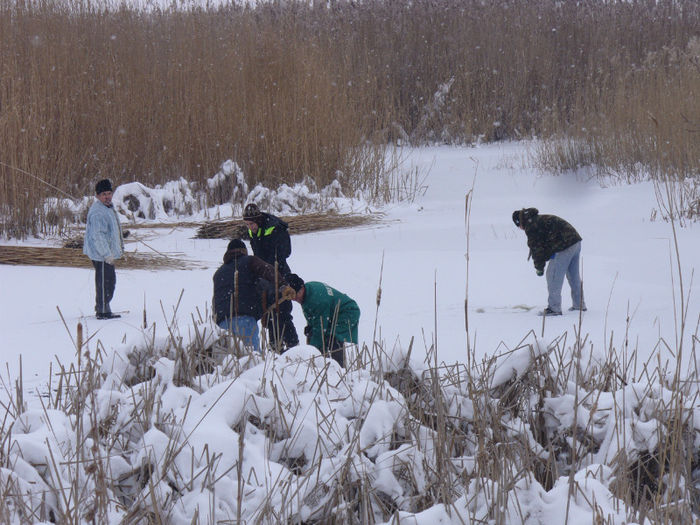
[195, 212, 382, 239]
[0, 246, 191, 270]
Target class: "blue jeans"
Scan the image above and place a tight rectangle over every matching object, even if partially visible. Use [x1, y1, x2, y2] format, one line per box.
[546, 241, 585, 313]
[218, 316, 260, 351]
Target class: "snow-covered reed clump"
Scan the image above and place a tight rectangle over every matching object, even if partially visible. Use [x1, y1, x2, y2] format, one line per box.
[2, 320, 699, 523]
[50, 160, 371, 231]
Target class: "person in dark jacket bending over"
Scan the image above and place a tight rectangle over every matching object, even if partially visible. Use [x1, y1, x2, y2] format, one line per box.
[212, 239, 285, 351]
[513, 208, 586, 316]
[242, 203, 299, 350]
[285, 274, 360, 367]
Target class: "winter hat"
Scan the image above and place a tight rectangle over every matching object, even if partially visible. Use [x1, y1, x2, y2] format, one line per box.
[285, 273, 305, 292]
[223, 238, 247, 263]
[512, 208, 539, 227]
[226, 239, 246, 252]
[243, 203, 262, 222]
[511, 210, 521, 227]
[95, 179, 113, 194]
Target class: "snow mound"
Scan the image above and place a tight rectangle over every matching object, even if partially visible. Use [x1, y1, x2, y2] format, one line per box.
[3, 319, 694, 523]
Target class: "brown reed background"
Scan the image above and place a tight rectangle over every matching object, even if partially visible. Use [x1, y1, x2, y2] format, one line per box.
[1, 0, 698, 238]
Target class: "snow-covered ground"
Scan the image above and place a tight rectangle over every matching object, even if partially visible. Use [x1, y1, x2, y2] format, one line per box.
[2, 143, 696, 390]
[1, 142, 698, 523]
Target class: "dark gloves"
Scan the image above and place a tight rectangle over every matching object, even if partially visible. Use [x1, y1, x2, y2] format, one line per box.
[304, 325, 312, 343]
[536, 269, 544, 277]
[123, 230, 130, 239]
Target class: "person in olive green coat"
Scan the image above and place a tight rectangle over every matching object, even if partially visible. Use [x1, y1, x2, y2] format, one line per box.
[285, 274, 360, 367]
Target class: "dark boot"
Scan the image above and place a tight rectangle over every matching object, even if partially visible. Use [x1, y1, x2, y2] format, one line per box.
[96, 312, 121, 320]
[539, 307, 562, 316]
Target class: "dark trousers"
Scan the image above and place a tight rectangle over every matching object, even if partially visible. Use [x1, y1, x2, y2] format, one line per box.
[304, 330, 345, 367]
[266, 299, 299, 350]
[326, 338, 345, 367]
[92, 260, 116, 314]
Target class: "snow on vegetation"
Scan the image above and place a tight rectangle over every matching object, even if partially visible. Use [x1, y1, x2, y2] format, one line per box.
[53, 160, 370, 228]
[2, 316, 697, 523]
[4, 143, 699, 524]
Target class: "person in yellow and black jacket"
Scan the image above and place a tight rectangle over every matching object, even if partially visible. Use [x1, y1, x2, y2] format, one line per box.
[513, 207, 586, 317]
[242, 203, 299, 350]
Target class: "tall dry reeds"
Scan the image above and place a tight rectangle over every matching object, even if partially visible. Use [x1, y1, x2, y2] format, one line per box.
[535, 36, 700, 181]
[0, 0, 386, 237]
[2, 0, 699, 237]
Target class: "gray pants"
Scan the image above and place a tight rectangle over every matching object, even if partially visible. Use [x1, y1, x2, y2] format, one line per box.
[546, 241, 584, 313]
[92, 260, 116, 314]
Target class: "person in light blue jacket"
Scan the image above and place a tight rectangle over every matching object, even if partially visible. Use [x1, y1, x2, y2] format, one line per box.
[83, 179, 124, 319]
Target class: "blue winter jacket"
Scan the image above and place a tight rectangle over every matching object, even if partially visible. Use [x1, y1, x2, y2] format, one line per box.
[83, 201, 124, 262]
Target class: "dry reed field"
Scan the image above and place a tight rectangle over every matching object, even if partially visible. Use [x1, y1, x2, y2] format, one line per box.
[1, 0, 698, 238]
[3, 2, 699, 521]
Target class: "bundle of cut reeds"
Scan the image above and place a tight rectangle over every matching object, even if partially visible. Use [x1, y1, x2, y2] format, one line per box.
[0, 246, 191, 270]
[195, 212, 381, 239]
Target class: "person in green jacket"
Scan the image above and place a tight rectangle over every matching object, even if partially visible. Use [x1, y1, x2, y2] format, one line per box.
[285, 274, 360, 367]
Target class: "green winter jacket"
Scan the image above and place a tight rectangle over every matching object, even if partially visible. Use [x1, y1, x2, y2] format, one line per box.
[301, 281, 360, 351]
[521, 209, 582, 273]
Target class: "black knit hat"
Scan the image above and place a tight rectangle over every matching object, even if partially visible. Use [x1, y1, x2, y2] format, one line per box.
[243, 203, 262, 221]
[513, 208, 539, 227]
[512, 210, 521, 227]
[227, 239, 246, 252]
[285, 273, 305, 292]
[95, 179, 113, 194]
